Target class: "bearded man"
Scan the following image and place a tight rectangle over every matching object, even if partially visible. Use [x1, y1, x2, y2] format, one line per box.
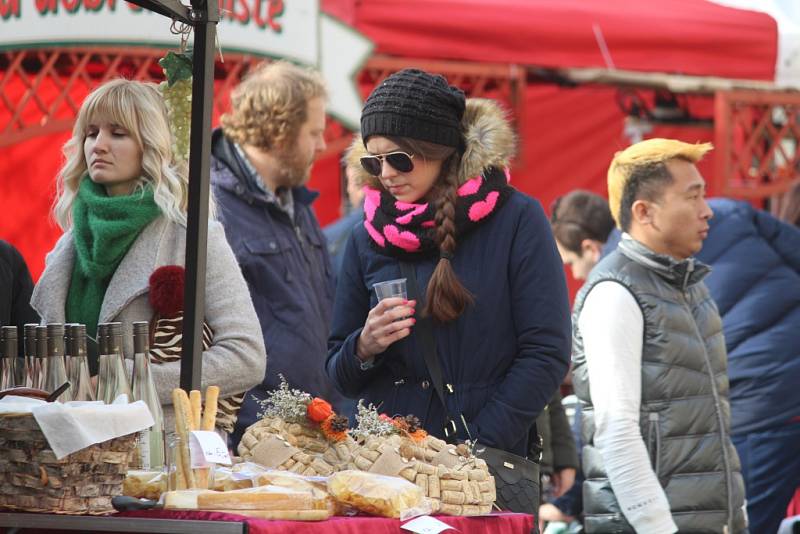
[211, 61, 339, 447]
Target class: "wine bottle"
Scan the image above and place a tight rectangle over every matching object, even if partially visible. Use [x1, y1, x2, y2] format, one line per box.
[131, 321, 165, 470]
[0, 326, 17, 389]
[96, 323, 111, 403]
[44, 323, 70, 401]
[105, 322, 132, 403]
[36, 326, 48, 392]
[68, 324, 95, 402]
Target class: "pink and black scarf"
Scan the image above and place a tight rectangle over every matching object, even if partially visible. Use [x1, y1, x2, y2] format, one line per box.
[363, 166, 513, 258]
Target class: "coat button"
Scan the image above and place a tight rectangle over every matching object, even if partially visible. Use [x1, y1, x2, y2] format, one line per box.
[421, 380, 430, 390]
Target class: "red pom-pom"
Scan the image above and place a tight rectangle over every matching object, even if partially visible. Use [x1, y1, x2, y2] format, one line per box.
[149, 265, 185, 316]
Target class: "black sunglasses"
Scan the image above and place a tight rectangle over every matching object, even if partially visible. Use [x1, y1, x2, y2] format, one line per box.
[359, 151, 415, 176]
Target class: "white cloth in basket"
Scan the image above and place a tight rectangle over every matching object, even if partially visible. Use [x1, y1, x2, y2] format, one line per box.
[0, 395, 154, 459]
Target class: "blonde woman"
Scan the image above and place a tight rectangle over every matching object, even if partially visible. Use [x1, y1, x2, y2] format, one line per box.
[32, 79, 265, 434]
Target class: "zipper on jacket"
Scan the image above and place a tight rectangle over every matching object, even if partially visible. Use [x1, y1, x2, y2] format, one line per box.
[681, 290, 735, 532]
[682, 258, 695, 291]
[647, 412, 661, 477]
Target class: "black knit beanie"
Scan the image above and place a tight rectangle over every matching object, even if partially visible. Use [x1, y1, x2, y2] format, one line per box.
[361, 69, 466, 149]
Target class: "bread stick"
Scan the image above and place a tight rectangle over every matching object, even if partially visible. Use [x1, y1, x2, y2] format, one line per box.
[201, 386, 219, 431]
[172, 388, 197, 489]
[189, 390, 202, 431]
[196, 386, 220, 489]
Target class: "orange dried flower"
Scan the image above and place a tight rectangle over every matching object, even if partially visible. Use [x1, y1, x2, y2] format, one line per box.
[321, 414, 349, 442]
[307, 397, 333, 423]
[408, 429, 428, 442]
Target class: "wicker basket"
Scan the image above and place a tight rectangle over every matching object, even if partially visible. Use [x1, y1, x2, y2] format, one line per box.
[238, 416, 358, 476]
[0, 412, 136, 514]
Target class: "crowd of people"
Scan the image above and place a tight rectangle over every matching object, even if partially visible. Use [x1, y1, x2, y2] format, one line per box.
[1, 61, 799, 533]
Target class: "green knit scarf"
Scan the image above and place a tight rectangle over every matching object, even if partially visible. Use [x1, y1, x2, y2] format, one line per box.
[66, 178, 160, 339]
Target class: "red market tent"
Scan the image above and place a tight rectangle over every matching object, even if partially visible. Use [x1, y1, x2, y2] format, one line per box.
[326, 0, 778, 80]
[0, 0, 786, 280]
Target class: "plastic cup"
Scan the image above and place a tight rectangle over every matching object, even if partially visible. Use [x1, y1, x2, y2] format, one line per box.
[373, 278, 407, 301]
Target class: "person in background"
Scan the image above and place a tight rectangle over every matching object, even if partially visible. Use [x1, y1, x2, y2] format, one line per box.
[550, 190, 617, 282]
[570, 139, 746, 533]
[210, 61, 341, 447]
[32, 79, 265, 432]
[537, 390, 578, 516]
[0, 240, 40, 357]
[324, 150, 365, 277]
[327, 68, 571, 462]
[553, 188, 800, 534]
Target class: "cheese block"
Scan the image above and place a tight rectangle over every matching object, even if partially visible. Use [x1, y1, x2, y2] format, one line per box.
[123, 470, 167, 500]
[197, 486, 314, 511]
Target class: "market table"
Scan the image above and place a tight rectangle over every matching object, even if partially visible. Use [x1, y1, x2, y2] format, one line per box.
[0, 510, 535, 534]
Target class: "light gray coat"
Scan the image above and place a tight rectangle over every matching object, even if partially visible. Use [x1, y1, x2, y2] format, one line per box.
[31, 216, 267, 430]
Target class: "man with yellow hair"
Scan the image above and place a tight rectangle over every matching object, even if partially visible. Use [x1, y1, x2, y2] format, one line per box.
[570, 139, 746, 533]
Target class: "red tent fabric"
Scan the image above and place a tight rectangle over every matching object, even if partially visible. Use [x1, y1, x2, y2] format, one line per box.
[325, 0, 778, 79]
[1, 0, 780, 280]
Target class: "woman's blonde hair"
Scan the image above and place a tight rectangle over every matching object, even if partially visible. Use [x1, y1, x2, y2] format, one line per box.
[221, 61, 326, 150]
[54, 78, 201, 230]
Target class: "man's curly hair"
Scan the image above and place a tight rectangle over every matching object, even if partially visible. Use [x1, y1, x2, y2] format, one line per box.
[221, 61, 327, 150]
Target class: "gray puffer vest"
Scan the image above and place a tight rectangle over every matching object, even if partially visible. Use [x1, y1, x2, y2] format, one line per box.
[572, 237, 746, 533]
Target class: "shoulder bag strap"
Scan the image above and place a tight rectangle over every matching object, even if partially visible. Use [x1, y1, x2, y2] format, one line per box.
[399, 261, 462, 441]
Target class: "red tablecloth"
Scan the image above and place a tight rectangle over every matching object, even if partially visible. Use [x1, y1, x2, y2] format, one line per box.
[119, 509, 535, 534]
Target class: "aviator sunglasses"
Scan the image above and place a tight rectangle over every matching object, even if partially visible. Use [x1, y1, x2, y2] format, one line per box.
[359, 151, 415, 176]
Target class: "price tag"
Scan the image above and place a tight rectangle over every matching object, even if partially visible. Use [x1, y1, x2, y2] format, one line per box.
[401, 516, 457, 534]
[189, 430, 232, 468]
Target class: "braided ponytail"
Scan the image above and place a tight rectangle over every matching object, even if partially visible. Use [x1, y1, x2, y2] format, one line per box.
[425, 155, 474, 322]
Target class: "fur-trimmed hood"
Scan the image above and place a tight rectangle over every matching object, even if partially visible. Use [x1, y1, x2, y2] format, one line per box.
[346, 98, 516, 188]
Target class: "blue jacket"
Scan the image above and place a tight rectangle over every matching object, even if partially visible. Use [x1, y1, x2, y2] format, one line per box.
[326, 191, 572, 456]
[604, 199, 800, 434]
[323, 209, 363, 278]
[697, 198, 800, 434]
[210, 129, 341, 442]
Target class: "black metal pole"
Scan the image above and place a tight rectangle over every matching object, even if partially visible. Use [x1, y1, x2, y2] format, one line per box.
[180, 0, 218, 391]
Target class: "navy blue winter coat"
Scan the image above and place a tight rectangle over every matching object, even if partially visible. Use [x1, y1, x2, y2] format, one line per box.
[697, 198, 800, 434]
[604, 198, 800, 434]
[210, 129, 342, 442]
[323, 209, 363, 278]
[326, 190, 572, 456]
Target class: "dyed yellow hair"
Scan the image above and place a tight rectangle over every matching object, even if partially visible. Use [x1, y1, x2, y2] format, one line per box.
[607, 138, 713, 227]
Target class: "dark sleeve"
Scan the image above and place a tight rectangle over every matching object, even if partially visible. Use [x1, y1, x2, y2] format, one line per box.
[325, 232, 384, 397]
[547, 390, 579, 470]
[752, 207, 800, 272]
[469, 199, 572, 451]
[3, 243, 40, 357]
[8, 245, 39, 326]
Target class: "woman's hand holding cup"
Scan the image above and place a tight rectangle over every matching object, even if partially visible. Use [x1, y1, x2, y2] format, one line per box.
[357, 298, 416, 361]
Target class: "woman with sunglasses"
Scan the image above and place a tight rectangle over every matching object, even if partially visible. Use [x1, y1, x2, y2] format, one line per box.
[326, 69, 571, 461]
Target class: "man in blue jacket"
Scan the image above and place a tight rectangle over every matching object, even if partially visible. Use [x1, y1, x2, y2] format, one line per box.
[323, 152, 364, 278]
[552, 190, 800, 534]
[210, 61, 341, 447]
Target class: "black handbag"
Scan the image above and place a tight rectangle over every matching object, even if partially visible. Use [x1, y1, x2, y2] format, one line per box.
[399, 262, 541, 516]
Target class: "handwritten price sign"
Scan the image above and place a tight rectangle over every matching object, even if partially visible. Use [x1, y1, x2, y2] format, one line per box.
[189, 430, 232, 468]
